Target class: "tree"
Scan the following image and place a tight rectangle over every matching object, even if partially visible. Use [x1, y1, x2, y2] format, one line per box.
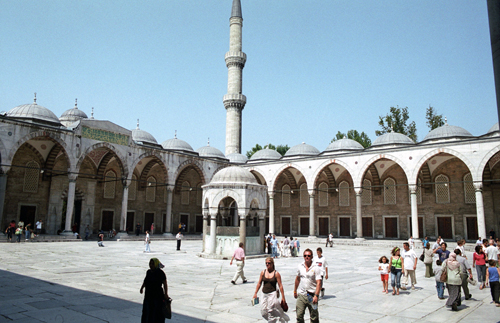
[246, 143, 289, 158]
[246, 143, 263, 158]
[425, 105, 444, 130]
[376, 106, 417, 142]
[276, 144, 290, 156]
[331, 130, 372, 148]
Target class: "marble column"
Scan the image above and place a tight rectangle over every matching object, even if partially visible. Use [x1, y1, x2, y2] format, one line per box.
[475, 183, 487, 240]
[209, 211, 217, 254]
[409, 185, 419, 239]
[119, 179, 130, 232]
[355, 189, 363, 238]
[268, 192, 275, 234]
[64, 174, 78, 232]
[488, 0, 500, 125]
[202, 211, 208, 253]
[239, 212, 247, 247]
[308, 191, 315, 238]
[0, 173, 7, 231]
[164, 188, 173, 234]
[258, 212, 265, 253]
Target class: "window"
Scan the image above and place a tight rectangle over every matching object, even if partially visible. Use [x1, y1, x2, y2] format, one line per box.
[181, 181, 190, 205]
[300, 183, 308, 207]
[281, 184, 290, 207]
[463, 173, 476, 204]
[339, 181, 349, 206]
[318, 182, 328, 206]
[196, 182, 202, 206]
[23, 161, 39, 193]
[361, 179, 372, 205]
[435, 174, 450, 204]
[384, 178, 396, 205]
[128, 174, 137, 200]
[103, 170, 116, 199]
[146, 176, 156, 202]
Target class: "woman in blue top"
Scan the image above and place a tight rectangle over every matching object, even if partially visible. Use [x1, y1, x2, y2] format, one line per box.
[486, 260, 500, 307]
[389, 247, 404, 295]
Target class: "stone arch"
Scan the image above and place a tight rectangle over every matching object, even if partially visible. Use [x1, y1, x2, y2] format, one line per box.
[61, 186, 86, 201]
[311, 159, 355, 191]
[250, 169, 267, 185]
[174, 159, 206, 193]
[0, 137, 7, 173]
[209, 189, 245, 211]
[76, 142, 127, 179]
[136, 156, 168, 190]
[130, 151, 167, 180]
[411, 148, 476, 185]
[357, 154, 410, 189]
[477, 144, 500, 184]
[272, 164, 307, 192]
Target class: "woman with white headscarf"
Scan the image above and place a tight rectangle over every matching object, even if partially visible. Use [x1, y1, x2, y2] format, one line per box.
[443, 252, 462, 311]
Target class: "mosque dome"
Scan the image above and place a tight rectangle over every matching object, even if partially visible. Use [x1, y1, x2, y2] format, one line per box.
[285, 142, 320, 157]
[131, 120, 157, 145]
[226, 152, 248, 163]
[488, 122, 499, 133]
[250, 148, 282, 161]
[7, 95, 61, 126]
[197, 144, 225, 158]
[372, 132, 415, 147]
[211, 166, 258, 184]
[423, 123, 473, 142]
[325, 138, 364, 152]
[161, 137, 194, 152]
[59, 99, 88, 127]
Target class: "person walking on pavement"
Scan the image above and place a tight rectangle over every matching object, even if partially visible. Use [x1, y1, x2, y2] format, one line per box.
[271, 235, 279, 259]
[314, 247, 329, 298]
[144, 230, 151, 253]
[176, 231, 183, 251]
[294, 248, 321, 323]
[135, 222, 141, 236]
[454, 249, 473, 300]
[230, 242, 247, 285]
[84, 225, 90, 240]
[401, 242, 418, 290]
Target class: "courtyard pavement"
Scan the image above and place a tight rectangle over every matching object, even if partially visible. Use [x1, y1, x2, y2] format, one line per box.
[0, 238, 498, 323]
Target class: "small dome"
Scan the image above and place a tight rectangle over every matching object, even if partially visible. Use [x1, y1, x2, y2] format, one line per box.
[423, 124, 473, 141]
[372, 132, 415, 146]
[211, 166, 258, 184]
[131, 120, 157, 145]
[7, 97, 60, 126]
[250, 148, 282, 160]
[325, 138, 364, 152]
[197, 145, 225, 158]
[488, 122, 499, 133]
[285, 142, 320, 157]
[226, 152, 248, 163]
[161, 137, 194, 152]
[60, 99, 88, 127]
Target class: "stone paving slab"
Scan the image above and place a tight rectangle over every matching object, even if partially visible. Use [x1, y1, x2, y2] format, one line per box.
[0, 240, 498, 322]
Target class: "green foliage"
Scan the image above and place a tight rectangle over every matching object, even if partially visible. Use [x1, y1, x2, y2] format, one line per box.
[246, 143, 289, 158]
[376, 106, 417, 142]
[331, 130, 372, 148]
[276, 144, 290, 156]
[425, 106, 444, 130]
[246, 143, 263, 158]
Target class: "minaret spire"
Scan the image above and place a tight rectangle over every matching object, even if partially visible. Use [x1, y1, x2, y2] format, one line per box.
[223, 0, 247, 155]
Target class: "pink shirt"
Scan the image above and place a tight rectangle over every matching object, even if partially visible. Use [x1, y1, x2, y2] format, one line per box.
[233, 247, 245, 261]
[473, 252, 486, 266]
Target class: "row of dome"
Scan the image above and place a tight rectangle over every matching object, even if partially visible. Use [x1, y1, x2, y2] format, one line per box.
[5, 99, 500, 163]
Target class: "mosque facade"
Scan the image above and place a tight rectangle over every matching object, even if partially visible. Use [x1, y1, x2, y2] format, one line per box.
[1, 0, 499, 250]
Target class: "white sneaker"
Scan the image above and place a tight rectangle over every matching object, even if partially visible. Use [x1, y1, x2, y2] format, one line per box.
[320, 289, 325, 298]
[411, 285, 415, 290]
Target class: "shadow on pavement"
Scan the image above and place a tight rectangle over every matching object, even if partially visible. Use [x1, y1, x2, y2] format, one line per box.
[0, 269, 210, 323]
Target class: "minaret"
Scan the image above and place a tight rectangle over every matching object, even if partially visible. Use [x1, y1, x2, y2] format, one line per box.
[224, 0, 246, 155]
[488, 0, 500, 126]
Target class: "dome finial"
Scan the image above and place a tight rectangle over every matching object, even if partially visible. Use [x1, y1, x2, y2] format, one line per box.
[34, 92, 37, 104]
[390, 123, 394, 133]
[136, 119, 140, 129]
[91, 107, 94, 119]
[343, 135, 347, 139]
[74, 98, 78, 109]
[174, 130, 177, 139]
[445, 116, 448, 125]
[208, 137, 210, 146]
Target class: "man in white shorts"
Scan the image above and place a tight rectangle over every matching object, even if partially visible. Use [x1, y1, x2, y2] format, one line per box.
[314, 247, 329, 297]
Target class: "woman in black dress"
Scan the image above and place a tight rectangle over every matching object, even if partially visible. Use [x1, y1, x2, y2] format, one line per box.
[140, 258, 169, 322]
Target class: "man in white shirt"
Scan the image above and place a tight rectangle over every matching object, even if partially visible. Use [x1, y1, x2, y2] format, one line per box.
[176, 231, 183, 251]
[401, 242, 418, 290]
[476, 237, 482, 246]
[408, 236, 415, 249]
[455, 249, 473, 300]
[486, 239, 499, 261]
[283, 236, 290, 257]
[294, 248, 321, 323]
[314, 247, 329, 298]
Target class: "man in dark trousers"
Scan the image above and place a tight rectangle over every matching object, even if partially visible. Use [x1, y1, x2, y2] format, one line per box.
[135, 222, 141, 236]
[176, 231, 183, 250]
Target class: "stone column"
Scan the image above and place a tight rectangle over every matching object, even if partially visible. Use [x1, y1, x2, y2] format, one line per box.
[119, 179, 130, 233]
[202, 211, 208, 253]
[64, 174, 78, 233]
[268, 192, 275, 234]
[239, 211, 247, 248]
[0, 173, 7, 232]
[308, 191, 316, 238]
[409, 185, 419, 239]
[258, 211, 265, 253]
[488, 0, 500, 125]
[355, 189, 363, 238]
[164, 188, 173, 235]
[475, 183, 487, 240]
[209, 211, 217, 254]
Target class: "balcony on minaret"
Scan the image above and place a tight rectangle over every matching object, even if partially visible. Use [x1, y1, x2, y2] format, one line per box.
[223, 94, 246, 109]
[225, 51, 246, 68]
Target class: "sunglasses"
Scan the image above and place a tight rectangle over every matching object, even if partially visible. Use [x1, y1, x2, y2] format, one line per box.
[265, 262, 272, 265]
[303, 254, 312, 258]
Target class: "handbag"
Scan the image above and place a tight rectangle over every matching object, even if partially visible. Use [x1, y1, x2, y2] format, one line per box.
[280, 299, 288, 312]
[162, 297, 172, 319]
[419, 251, 425, 262]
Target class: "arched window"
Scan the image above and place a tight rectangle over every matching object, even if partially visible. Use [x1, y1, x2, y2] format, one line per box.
[384, 178, 396, 205]
[339, 181, 349, 206]
[146, 176, 156, 202]
[128, 174, 137, 200]
[463, 173, 476, 204]
[103, 170, 116, 199]
[181, 181, 190, 205]
[24, 161, 40, 193]
[435, 174, 450, 204]
[300, 183, 308, 207]
[196, 182, 202, 206]
[318, 182, 328, 207]
[361, 179, 372, 205]
[282, 184, 291, 207]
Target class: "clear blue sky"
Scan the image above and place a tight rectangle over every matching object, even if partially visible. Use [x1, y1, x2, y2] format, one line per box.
[0, 1, 497, 154]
